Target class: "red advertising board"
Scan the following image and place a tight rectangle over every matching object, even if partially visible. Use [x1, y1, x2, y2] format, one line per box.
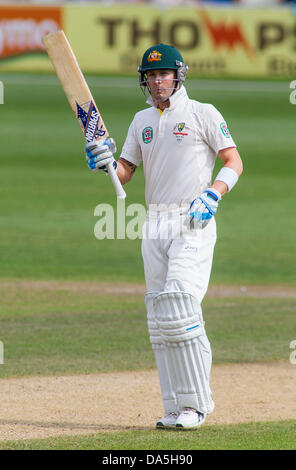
[0, 6, 62, 60]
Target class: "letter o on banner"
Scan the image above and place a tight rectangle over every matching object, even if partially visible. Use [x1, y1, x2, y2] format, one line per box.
[169, 20, 199, 49]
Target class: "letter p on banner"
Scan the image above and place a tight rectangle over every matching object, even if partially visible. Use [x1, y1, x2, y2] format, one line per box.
[0, 81, 3, 104]
[0, 341, 3, 364]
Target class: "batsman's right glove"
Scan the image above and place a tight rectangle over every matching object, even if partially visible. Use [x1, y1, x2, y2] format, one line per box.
[85, 137, 117, 175]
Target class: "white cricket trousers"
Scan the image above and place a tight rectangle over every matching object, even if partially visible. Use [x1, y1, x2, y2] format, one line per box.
[141, 206, 217, 415]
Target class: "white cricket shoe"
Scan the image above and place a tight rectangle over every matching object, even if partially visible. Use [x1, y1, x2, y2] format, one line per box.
[175, 408, 206, 429]
[156, 412, 178, 429]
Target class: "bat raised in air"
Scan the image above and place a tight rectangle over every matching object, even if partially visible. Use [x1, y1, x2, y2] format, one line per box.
[42, 30, 126, 199]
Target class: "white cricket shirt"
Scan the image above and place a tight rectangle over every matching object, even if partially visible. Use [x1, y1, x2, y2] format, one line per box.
[121, 86, 236, 207]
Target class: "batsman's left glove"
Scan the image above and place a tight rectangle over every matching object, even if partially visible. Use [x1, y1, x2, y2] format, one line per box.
[85, 137, 117, 175]
[185, 188, 221, 230]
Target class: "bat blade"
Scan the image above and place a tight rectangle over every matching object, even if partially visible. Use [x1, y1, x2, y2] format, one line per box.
[43, 30, 126, 199]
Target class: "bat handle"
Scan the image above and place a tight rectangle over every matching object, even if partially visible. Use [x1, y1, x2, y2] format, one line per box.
[106, 162, 126, 199]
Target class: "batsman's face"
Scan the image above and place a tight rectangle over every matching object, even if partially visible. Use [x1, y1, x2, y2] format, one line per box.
[146, 69, 177, 104]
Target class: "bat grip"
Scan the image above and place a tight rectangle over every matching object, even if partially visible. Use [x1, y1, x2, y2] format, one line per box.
[106, 162, 126, 199]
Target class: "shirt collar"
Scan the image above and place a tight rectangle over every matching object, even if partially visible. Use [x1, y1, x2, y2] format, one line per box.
[146, 85, 189, 111]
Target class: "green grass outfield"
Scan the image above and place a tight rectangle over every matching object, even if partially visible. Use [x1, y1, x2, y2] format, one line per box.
[1, 75, 296, 284]
[1, 420, 295, 450]
[0, 289, 295, 378]
[0, 75, 295, 450]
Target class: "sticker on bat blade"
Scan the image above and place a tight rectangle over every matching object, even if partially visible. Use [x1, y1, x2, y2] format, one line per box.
[76, 101, 106, 142]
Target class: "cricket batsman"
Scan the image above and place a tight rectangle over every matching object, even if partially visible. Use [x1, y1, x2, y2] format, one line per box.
[85, 44, 243, 429]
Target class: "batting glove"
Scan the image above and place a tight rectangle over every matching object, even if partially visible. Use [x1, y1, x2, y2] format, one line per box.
[85, 137, 117, 175]
[186, 188, 221, 230]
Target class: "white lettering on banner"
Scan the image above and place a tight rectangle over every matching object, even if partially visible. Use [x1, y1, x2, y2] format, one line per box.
[0, 19, 59, 54]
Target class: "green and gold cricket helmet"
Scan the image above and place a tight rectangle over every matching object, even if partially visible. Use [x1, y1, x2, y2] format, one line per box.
[138, 43, 188, 86]
[139, 44, 184, 72]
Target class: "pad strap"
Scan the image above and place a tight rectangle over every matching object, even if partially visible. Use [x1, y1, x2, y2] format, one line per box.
[145, 292, 162, 345]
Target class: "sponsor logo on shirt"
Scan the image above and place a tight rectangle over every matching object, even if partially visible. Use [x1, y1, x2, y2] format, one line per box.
[142, 126, 153, 144]
[173, 122, 189, 142]
[220, 122, 231, 138]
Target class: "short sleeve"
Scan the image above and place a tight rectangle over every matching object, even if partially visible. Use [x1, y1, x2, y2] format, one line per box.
[120, 117, 142, 167]
[202, 104, 236, 155]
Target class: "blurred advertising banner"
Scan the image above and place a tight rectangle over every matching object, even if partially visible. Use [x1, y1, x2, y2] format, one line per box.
[0, 4, 295, 77]
[0, 5, 62, 71]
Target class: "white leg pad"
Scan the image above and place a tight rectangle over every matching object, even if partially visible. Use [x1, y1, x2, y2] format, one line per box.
[145, 293, 177, 414]
[153, 291, 214, 414]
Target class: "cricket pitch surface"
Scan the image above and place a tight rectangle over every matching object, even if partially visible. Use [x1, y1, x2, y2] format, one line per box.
[0, 361, 295, 441]
[1, 282, 295, 441]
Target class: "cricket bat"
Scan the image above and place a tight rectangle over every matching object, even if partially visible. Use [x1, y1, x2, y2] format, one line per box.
[42, 30, 126, 199]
